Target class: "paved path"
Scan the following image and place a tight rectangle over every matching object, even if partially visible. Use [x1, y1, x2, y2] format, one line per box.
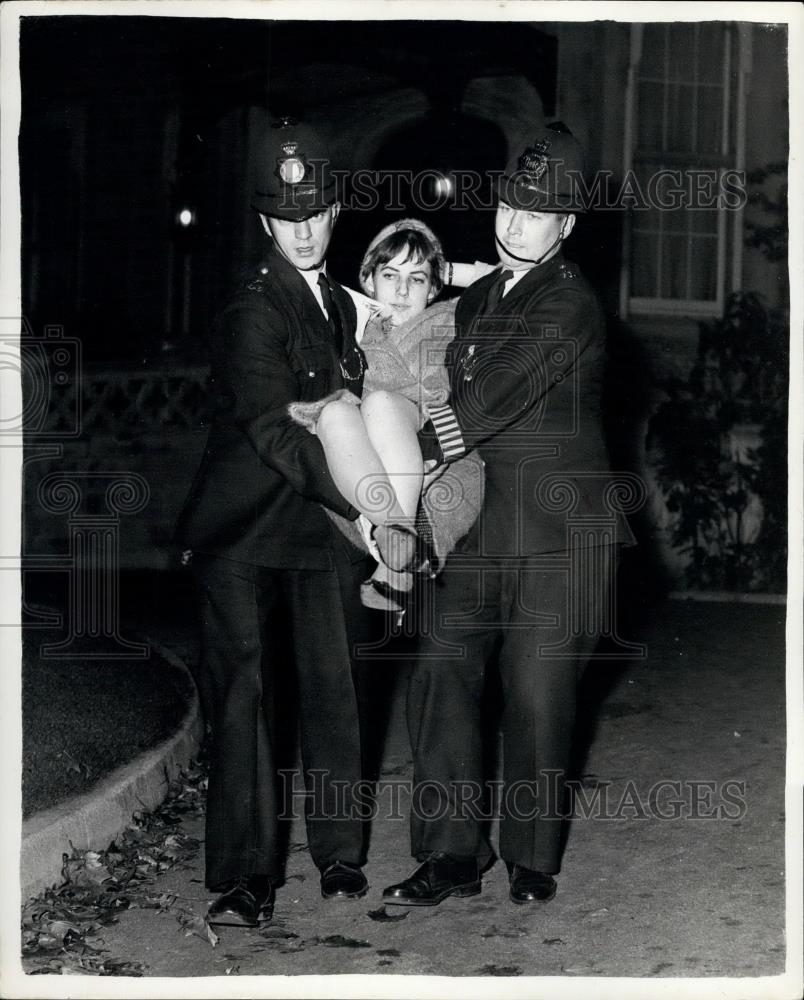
[26, 591, 791, 986]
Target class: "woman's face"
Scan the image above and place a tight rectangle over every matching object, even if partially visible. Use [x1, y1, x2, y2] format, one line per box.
[369, 252, 434, 326]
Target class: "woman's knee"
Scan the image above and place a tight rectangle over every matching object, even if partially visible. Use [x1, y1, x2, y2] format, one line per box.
[360, 389, 398, 418]
[362, 390, 419, 434]
[317, 398, 360, 436]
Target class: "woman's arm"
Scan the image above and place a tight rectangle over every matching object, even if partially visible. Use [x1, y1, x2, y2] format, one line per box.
[444, 260, 498, 288]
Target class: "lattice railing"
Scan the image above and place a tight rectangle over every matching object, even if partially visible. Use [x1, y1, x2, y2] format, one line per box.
[30, 364, 213, 436]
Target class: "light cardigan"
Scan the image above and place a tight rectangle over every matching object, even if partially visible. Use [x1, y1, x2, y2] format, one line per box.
[361, 299, 457, 416]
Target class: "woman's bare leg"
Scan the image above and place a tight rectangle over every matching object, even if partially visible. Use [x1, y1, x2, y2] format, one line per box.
[359, 390, 423, 522]
[316, 398, 408, 524]
[316, 393, 423, 593]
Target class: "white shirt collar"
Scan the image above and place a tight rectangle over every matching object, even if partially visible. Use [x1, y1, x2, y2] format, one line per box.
[297, 265, 328, 317]
[503, 269, 529, 294]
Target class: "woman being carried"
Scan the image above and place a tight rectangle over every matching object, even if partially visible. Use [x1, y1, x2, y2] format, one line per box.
[289, 219, 491, 612]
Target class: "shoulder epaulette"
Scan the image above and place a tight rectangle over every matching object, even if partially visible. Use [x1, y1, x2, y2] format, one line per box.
[245, 265, 271, 293]
[557, 261, 580, 281]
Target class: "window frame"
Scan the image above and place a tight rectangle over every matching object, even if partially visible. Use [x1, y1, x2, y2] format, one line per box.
[620, 22, 751, 320]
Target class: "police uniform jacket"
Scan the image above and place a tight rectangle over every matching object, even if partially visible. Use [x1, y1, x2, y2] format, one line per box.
[418, 252, 624, 557]
[176, 244, 364, 569]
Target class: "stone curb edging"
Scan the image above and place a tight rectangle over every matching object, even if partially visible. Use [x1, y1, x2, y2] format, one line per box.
[20, 641, 203, 902]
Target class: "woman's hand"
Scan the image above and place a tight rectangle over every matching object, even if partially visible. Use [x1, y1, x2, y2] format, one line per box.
[444, 260, 497, 288]
[367, 300, 395, 321]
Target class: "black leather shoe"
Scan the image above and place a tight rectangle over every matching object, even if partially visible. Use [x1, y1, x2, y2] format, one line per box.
[207, 875, 275, 927]
[320, 860, 369, 899]
[383, 855, 481, 906]
[508, 864, 557, 904]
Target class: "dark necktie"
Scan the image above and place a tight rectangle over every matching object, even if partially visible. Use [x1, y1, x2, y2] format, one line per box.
[317, 273, 343, 354]
[483, 268, 513, 314]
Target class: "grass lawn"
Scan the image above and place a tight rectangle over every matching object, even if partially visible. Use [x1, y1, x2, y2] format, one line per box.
[22, 634, 194, 819]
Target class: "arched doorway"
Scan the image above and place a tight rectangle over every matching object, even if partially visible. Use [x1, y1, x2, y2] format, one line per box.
[328, 111, 508, 284]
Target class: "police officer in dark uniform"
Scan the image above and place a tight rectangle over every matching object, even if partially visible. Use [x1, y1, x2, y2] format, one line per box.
[383, 123, 627, 907]
[176, 118, 371, 926]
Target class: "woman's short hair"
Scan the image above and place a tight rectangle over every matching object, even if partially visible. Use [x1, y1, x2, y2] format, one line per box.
[359, 219, 445, 296]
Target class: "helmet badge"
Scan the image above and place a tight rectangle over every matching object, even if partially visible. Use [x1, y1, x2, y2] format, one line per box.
[275, 141, 308, 186]
[270, 117, 309, 185]
[518, 137, 551, 186]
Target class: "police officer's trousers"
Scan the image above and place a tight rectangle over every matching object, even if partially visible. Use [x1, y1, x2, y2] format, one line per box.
[192, 550, 369, 889]
[407, 546, 616, 875]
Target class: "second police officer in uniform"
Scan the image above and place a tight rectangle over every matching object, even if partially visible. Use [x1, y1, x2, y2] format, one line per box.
[383, 123, 629, 908]
[177, 118, 371, 927]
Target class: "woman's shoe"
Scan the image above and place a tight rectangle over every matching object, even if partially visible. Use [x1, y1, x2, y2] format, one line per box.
[360, 580, 407, 626]
[360, 578, 407, 613]
[372, 523, 418, 572]
[372, 522, 437, 577]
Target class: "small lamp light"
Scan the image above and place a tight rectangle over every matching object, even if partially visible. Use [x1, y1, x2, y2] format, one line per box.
[176, 208, 196, 228]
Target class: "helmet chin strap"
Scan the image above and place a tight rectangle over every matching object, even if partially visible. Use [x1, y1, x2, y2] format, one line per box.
[494, 222, 567, 268]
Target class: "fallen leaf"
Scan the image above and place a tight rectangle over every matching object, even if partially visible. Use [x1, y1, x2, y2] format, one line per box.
[33, 934, 61, 951]
[367, 906, 408, 923]
[313, 935, 371, 948]
[176, 909, 219, 947]
[260, 927, 299, 940]
[475, 964, 522, 976]
[44, 920, 81, 943]
[279, 938, 306, 953]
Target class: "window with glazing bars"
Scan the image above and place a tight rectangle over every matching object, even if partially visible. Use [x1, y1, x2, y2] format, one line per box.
[625, 22, 745, 316]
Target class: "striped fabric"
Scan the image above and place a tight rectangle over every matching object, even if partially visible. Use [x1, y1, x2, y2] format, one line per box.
[427, 403, 466, 461]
